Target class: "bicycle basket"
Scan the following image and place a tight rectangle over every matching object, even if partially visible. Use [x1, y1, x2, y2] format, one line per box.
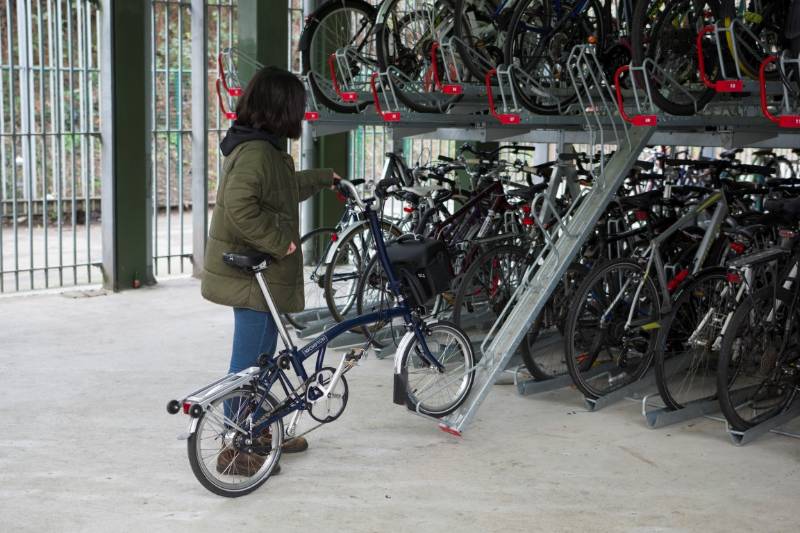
[386, 236, 452, 308]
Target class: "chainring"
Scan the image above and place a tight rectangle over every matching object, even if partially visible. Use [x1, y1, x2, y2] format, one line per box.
[305, 367, 349, 424]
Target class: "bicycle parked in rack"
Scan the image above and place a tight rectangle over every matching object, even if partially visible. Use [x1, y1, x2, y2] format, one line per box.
[168, 180, 475, 497]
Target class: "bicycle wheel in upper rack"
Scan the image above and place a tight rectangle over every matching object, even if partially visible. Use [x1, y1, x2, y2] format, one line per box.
[630, 0, 720, 116]
[504, 0, 606, 115]
[375, 0, 467, 113]
[300, 0, 378, 114]
[716, 287, 800, 432]
[454, 0, 516, 80]
[564, 258, 661, 399]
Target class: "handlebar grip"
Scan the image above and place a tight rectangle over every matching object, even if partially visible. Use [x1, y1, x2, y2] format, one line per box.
[438, 155, 454, 163]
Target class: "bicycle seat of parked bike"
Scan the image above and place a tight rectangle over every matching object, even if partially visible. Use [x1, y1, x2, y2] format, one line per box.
[617, 190, 664, 211]
[223, 251, 273, 271]
[765, 197, 800, 222]
[505, 183, 547, 201]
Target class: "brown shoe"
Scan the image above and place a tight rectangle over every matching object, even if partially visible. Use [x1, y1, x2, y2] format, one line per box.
[282, 436, 309, 454]
[215, 447, 281, 476]
[254, 431, 308, 454]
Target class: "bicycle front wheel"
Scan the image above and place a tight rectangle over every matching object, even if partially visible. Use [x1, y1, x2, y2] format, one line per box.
[716, 287, 800, 432]
[564, 258, 660, 399]
[400, 321, 474, 417]
[187, 389, 283, 498]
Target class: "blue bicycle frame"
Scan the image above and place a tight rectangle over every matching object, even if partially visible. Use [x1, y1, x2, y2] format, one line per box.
[250, 197, 442, 429]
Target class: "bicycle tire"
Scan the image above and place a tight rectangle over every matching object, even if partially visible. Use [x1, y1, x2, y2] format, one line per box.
[654, 268, 731, 411]
[355, 253, 396, 349]
[375, 0, 465, 114]
[504, 0, 607, 115]
[399, 320, 475, 417]
[630, 0, 720, 116]
[564, 258, 660, 399]
[521, 263, 589, 380]
[187, 390, 283, 498]
[324, 220, 401, 323]
[454, 0, 510, 80]
[450, 243, 529, 333]
[283, 227, 337, 330]
[716, 287, 800, 432]
[300, 0, 377, 114]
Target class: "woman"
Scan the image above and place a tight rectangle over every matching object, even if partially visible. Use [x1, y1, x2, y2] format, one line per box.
[201, 66, 339, 476]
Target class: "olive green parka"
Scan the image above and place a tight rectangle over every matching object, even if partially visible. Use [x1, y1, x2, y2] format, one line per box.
[201, 138, 333, 313]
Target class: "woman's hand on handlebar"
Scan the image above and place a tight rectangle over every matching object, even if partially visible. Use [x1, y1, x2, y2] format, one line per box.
[286, 241, 297, 255]
[330, 172, 342, 190]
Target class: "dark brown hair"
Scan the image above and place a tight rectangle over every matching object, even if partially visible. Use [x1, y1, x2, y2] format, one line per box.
[235, 66, 305, 139]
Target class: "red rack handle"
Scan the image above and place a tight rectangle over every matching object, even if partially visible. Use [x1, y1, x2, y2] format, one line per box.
[218, 53, 243, 97]
[304, 111, 320, 121]
[369, 72, 401, 122]
[613, 65, 657, 126]
[430, 42, 463, 95]
[328, 53, 359, 103]
[484, 68, 520, 125]
[759, 54, 800, 127]
[696, 25, 742, 93]
[216, 79, 237, 121]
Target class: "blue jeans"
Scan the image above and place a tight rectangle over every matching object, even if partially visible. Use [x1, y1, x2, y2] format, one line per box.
[225, 307, 279, 425]
[229, 307, 279, 373]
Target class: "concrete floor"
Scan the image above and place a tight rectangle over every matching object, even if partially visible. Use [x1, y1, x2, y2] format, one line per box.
[1, 277, 798, 533]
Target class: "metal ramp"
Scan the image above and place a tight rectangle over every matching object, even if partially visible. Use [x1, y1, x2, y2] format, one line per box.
[436, 46, 656, 436]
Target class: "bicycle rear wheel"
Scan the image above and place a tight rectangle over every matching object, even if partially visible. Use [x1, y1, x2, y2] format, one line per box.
[504, 0, 606, 114]
[654, 269, 734, 410]
[564, 258, 660, 399]
[521, 263, 588, 380]
[300, 0, 378, 113]
[716, 287, 800, 432]
[630, 0, 720, 116]
[450, 244, 528, 335]
[187, 389, 283, 498]
[375, 0, 466, 113]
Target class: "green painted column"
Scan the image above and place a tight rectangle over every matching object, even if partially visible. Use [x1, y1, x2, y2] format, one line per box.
[100, 0, 154, 291]
[316, 134, 348, 229]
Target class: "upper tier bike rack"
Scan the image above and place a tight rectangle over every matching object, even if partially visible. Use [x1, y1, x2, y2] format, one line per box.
[430, 39, 463, 95]
[433, 45, 655, 436]
[370, 71, 403, 123]
[697, 23, 746, 93]
[328, 48, 362, 103]
[484, 66, 521, 125]
[614, 63, 658, 127]
[759, 53, 800, 128]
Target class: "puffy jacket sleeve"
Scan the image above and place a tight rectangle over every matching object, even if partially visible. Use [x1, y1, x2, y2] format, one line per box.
[222, 158, 293, 259]
[296, 168, 334, 202]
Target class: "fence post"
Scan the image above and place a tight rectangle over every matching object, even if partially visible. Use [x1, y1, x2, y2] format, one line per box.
[100, 0, 154, 291]
[191, 0, 208, 277]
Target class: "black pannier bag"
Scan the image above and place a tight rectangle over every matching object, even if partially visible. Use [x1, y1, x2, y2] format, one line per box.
[385, 235, 452, 308]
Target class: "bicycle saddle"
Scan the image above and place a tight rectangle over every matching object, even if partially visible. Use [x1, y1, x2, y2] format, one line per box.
[223, 251, 273, 270]
[506, 183, 547, 201]
[765, 197, 800, 222]
[617, 190, 663, 211]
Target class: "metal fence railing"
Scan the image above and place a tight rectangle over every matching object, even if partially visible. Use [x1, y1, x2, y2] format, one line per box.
[0, 0, 102, 293]
[150, 0, 237, 277]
